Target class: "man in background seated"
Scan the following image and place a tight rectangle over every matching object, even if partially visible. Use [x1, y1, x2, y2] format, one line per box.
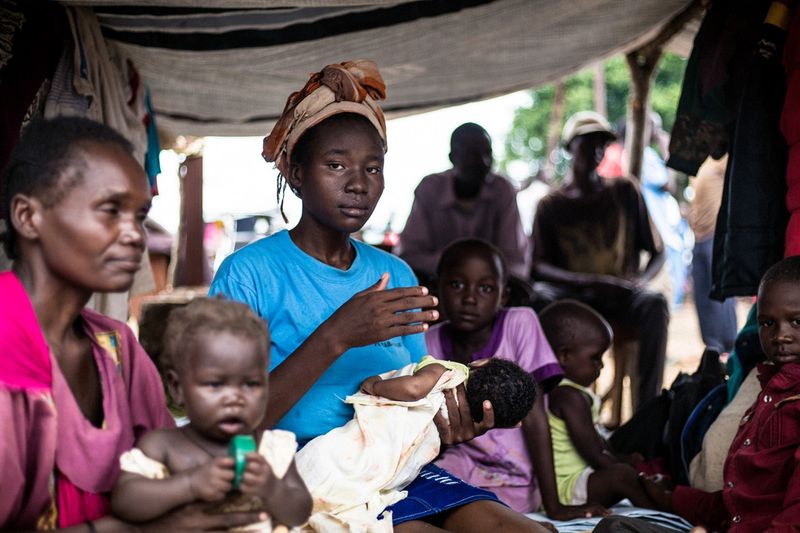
[396, 122, 530, 283]
[531, 111, 668, 410]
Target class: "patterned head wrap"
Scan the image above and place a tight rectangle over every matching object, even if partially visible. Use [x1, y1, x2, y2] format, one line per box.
[263, 59, 387, 174]
[263, 60, 387, 221]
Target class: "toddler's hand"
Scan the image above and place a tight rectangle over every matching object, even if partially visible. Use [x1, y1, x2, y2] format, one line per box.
[640, 473, 673, 512]
[360, 375, 382, 395]
[239, 452, 275, 501]
[186, 456, 235, 502]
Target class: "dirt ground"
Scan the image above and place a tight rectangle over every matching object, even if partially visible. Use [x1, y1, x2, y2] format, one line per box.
[596, 295, 754, 425]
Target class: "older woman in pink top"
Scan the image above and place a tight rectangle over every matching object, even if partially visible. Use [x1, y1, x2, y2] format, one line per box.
[0, 117, 263, 531]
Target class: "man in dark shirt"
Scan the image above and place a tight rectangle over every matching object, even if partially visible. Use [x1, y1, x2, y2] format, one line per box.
[532, 111, 668, 409]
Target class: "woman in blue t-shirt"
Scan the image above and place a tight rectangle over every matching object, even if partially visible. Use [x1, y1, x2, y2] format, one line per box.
[210, 60, 550, 532]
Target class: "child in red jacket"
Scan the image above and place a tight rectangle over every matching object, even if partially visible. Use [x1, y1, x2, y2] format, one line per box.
[642, 255, 800, 532]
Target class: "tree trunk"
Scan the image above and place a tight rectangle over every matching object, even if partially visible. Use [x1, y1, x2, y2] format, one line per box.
[593, 61, 607, 117]
[625, 47, 662, 180]
[543, 80, 567, 180]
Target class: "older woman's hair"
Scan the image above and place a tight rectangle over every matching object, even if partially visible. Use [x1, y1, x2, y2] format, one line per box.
[1, 117, 134, 259]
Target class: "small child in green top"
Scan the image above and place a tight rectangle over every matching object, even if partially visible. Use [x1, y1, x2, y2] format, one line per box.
[539, 300, 658, 508]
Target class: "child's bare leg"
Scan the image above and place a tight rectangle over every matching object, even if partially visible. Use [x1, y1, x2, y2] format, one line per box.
[587, 464, 658, 508]
[395, 520, 449, 532]
[441, 500, 555, 533]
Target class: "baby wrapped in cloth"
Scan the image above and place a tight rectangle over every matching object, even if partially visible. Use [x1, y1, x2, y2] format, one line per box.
[295, 357, 469, 532]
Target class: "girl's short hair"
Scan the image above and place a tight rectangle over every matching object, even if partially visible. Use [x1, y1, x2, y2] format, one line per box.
[436, 238, 508, 283]
[759, 255, 800, 293]
[466, 358, 537, 428]
[1, 117, 134, 259]
[539, 299, 612, 350]
[162, 297, 270, 372]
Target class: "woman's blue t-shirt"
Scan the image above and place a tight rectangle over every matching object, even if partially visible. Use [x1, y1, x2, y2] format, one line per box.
[209, 230, 426, 444]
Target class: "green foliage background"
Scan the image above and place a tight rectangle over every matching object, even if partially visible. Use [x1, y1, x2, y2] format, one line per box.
[502, 53, 687, 178]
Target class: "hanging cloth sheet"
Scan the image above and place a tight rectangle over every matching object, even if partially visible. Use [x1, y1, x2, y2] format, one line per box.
[43, 6, 148, 165]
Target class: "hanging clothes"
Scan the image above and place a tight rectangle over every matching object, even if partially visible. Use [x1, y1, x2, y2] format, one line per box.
[667, 0, 771, 175]
[51, 6, 148, 163]
[143, 87, 162, 191]
[710, 1, 792, 299]
[781, 8, 800, 255]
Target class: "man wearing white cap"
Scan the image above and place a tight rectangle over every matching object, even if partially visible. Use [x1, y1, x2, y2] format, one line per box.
[531, 111, 668, 409]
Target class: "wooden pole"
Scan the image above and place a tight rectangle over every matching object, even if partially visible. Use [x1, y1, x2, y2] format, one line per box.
[173, 155, 206, 287]
[625, 49, 661, 180]
[593, 61, 607, 118]
[624, 0, 706, 179]
[543, 79, 567, 180]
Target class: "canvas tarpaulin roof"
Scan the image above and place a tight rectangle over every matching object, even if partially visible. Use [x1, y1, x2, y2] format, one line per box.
[61, 0, 695, 136]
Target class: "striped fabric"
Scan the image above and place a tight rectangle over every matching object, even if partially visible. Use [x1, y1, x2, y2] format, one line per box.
[60, 0, 695, 136]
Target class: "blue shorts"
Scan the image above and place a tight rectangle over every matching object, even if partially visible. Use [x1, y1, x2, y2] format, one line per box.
[386, 463, 502, 524]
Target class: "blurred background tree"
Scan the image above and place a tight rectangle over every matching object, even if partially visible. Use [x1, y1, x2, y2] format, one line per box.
[502, 52, 687, 181]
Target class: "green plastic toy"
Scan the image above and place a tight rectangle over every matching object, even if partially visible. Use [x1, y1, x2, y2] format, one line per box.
[228, 434, 257, 490]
